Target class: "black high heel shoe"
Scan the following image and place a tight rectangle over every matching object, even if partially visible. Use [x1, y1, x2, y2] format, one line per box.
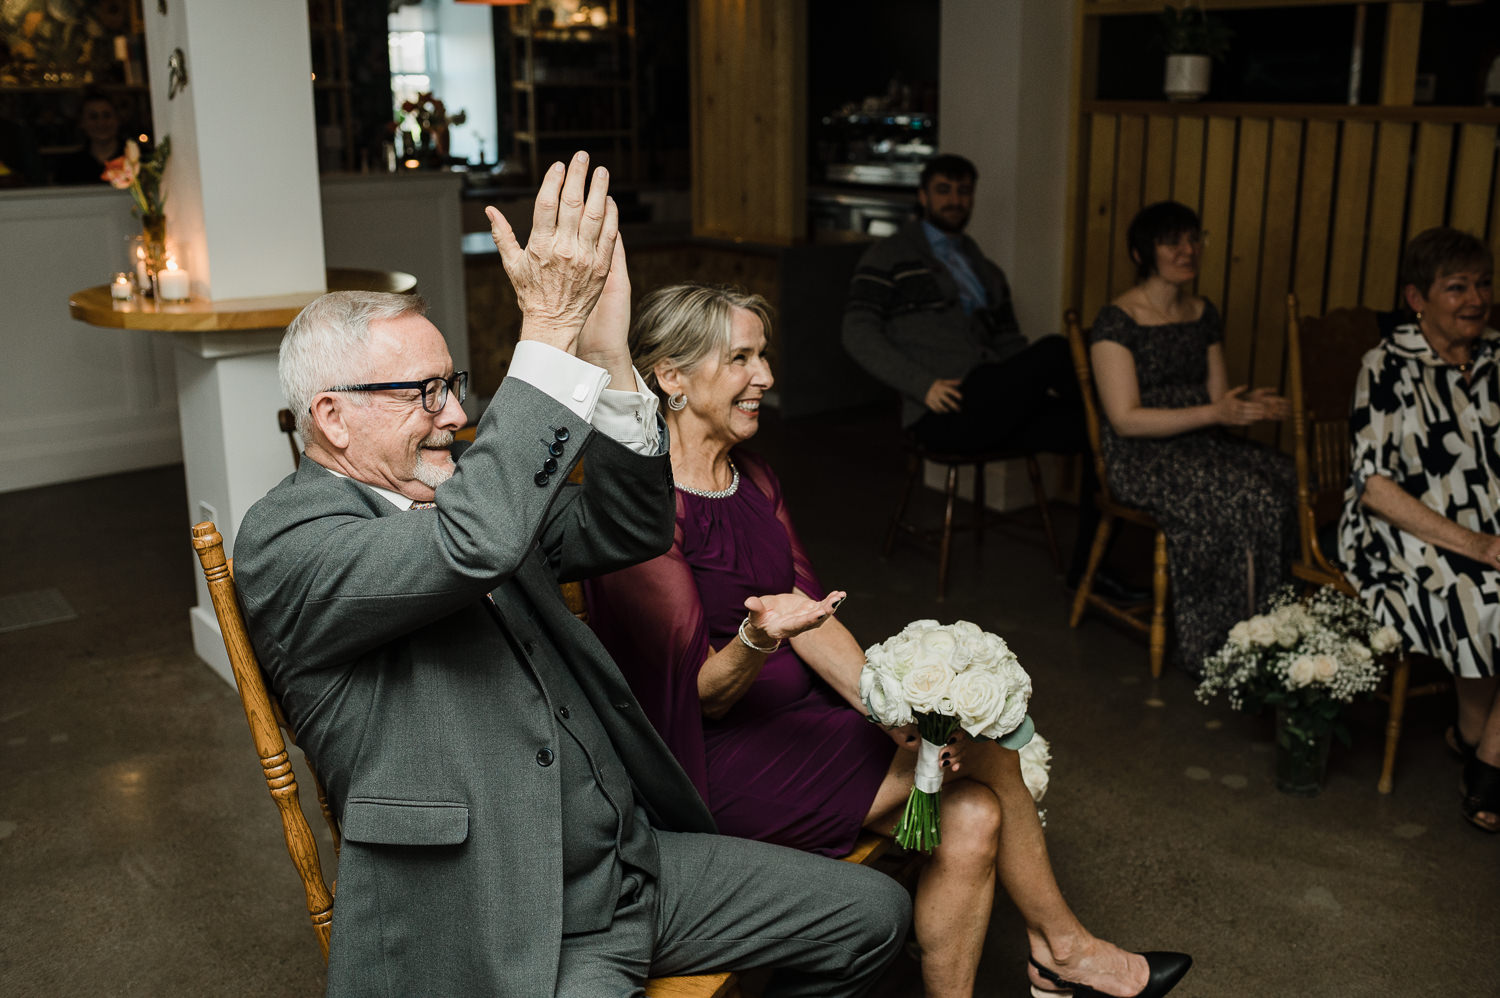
[1028, 952, 1193, 998]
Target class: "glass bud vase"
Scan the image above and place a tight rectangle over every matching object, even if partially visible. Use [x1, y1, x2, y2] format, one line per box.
[1273, 706, 1332, 797]
[140, 212, 168, 295]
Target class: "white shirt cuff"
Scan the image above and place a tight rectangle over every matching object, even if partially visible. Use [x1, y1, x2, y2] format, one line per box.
[507, 341, 661, 455]
[508, 340, 610, 420]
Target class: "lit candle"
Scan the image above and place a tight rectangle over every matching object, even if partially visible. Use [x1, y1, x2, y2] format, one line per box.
[111, 273, 133, 300]
[157, 259, 191, 301]
[134, 245, 151, 293]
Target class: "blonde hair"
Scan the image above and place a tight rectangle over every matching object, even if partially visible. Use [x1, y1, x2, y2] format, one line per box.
[629, 284, 774, 399]
[279, 291, 428, 437]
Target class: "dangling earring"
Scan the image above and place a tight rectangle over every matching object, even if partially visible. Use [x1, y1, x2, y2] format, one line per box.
[667, 392, 687, 411]
[1415, 310, 1423, 321]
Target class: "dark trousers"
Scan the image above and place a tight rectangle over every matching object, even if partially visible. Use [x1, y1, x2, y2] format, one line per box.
[555, 830, 910, 997]
[912, 335, 1100, 583]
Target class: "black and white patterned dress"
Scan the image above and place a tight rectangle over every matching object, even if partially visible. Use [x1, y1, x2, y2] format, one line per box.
[1338, 324, 1500, 679]
[1090, 302, 1297, 671]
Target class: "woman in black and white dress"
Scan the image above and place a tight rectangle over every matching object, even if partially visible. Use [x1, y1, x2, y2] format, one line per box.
[1338, 226, 1500, 832]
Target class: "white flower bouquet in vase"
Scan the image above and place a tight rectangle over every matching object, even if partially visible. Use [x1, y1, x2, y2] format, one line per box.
[860, 620, 1035, 852]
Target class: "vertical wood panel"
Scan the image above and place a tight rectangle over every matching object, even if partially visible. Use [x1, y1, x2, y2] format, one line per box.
[690, 0, 803, 244]
[1252, 119, 1303, 407]
[1406, 121, 1453, 235]
[1222, 118, 1269, 388]
[1490, 162, 1500, 262]
[1081, 113, 1119, 323]
[1363, 121, 1414, 309]
[1143, 115, 1175, 205]
[1292, 119, 1338, 318]
[1449, 123, 1497, 232]
[1172, 115, 1205, 212]
[1197, 117, 1237, 311]
[1326, 121, 1374, 309]
[1110, 115, 1147, 298]
[1380, 3, 1423, 106]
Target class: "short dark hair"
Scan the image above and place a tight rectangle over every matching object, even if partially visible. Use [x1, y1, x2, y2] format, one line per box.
[920, 154, 977, 189]
[1126, 201, 1202, 282]
[1399, 227, 1493, 300]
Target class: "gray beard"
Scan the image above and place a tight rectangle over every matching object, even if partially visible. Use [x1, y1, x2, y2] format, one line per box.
[413, 458, 454, 490]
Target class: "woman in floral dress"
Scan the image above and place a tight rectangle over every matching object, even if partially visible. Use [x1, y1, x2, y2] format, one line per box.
[1338, 227, 1500, 831]
[1089, 201, 1296, 672]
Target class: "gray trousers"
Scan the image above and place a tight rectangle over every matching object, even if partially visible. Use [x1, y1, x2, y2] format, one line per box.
[556, 830, 911, 998]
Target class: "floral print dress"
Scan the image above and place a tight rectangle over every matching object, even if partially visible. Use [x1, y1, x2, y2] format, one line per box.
[1337, 324, 1500, 679]
[1090, 302, 1297, 671]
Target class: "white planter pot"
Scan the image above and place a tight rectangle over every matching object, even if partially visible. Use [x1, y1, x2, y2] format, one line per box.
[1164, 54, 1211, 102]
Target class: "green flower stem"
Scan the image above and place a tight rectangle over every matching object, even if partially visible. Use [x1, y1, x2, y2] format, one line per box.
[892, 713, 961, 853]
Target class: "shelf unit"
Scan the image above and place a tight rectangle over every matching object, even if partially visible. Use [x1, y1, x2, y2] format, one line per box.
[308, 0, 355, 173]
[507, 0, 639, 181]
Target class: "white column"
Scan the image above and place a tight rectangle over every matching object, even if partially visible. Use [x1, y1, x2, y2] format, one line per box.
[142, 0, 326, 300]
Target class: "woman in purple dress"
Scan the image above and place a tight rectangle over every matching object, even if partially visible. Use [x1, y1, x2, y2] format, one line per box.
[585, 284, 1190, 998]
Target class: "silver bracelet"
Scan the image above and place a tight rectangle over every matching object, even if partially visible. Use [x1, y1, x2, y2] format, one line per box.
[738, 616, 781, 654]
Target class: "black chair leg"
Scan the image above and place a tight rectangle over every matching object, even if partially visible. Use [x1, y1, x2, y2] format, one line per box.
[1025, 456, 1062, 571]
[937, 462, 959, 601]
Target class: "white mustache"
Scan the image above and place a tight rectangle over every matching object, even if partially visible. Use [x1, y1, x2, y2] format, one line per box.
[421, 431, 455, 449]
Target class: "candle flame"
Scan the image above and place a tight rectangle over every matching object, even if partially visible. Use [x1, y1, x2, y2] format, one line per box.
[166, 258, 179, 272]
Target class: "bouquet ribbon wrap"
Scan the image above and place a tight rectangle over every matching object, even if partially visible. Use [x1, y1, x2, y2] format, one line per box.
[894, 714, 1035, 852]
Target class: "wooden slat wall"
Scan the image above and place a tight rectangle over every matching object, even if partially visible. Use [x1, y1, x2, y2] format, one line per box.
[1073, 109, 1500, 392]
[689, 0, 805, 244]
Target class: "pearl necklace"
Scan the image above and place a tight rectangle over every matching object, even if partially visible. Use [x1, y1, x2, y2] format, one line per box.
[675, 460, 739, 499]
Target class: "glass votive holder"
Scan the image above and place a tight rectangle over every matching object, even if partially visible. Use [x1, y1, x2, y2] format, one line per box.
[110, 272, 134, 300]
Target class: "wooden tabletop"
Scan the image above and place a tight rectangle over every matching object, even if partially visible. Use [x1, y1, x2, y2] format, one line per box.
[69, 267, 418, 332]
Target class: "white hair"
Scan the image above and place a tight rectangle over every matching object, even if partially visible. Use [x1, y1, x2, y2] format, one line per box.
[278, 291, 428, 438]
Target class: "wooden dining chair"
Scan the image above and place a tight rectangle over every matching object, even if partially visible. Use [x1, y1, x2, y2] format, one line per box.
[1063, 310, 1171, 677]
[1284, 295, 1449, 794]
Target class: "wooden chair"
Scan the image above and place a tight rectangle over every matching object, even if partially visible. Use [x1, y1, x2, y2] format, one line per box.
[1063, 310, 1171, 677]
[192, 520, 886, 995]
[1285, 295, 1449, 794]
[884, 436, 1062, 601]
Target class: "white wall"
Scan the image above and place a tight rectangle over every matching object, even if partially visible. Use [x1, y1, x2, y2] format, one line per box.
[939, 0, 1073, 341]
[1, 175, 468, 494]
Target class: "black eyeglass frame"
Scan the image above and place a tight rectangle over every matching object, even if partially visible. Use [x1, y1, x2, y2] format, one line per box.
[322, 371, 469, 414]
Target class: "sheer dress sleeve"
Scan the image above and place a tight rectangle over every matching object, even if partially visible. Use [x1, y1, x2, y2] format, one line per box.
[583, 507, 713, 799]
[737, 451, 825, 601]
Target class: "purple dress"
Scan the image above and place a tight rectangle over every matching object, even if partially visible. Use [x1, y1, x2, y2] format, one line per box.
[584, 451, 895, 857]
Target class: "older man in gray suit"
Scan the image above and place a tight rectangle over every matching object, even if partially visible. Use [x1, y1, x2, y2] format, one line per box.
[234, 153, 909, 997]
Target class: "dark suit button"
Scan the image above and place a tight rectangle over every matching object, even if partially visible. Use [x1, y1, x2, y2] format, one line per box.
[544, 457, 558, 473]
[534, 471, 550, 486]
[557, 706, 570, 719]
[614, 700, 631, 711]
[548, 441, 564, 457]
[536, 748, 554, 767]
[554, 427, 570, 442]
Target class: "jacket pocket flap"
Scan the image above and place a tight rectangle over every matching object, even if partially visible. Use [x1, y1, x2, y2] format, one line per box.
[342, 799, 469, 846]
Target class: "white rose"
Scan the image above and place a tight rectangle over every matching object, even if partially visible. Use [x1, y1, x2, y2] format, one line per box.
[1286, 655, 1318, 688]
[1228, 620, 1254, 648]
[870, 635, 917, 678]
[902, 661, 957, 714]
[1271, 606, 1305, 647]
[860, 666, 914, 727]
[1372, 626, 1401, 655]
[914, 629, 961, 669]
[1245, 615, 1278, 646]
[1312, 654, 1339, 683]
[1347, 643, 1372, 664]
[1018, 732, 1051, 803]
[902, 619, 941, 635]
[967, 660, 1031, 740]
[949, 620, 983, 638]
[950, 668, 1008, 737]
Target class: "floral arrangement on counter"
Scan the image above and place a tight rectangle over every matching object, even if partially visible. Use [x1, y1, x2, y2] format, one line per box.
[102, 136, 171, 219]
[860, 620, 1036, 851]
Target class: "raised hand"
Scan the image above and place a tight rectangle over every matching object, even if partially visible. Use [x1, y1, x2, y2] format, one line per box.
[576, 234, 633, 388]
[742, 590, 846, 646]
[485, 150, 619, 353]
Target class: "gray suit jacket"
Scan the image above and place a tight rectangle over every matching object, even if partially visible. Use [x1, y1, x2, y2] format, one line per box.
[235, 376, 716, 997]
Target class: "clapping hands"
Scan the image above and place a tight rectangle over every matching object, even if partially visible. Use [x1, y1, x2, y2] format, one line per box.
[1215, 385, 1290, 426]
[486, 151, 619, 354]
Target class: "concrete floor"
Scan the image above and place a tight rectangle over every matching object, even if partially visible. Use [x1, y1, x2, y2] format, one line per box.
[2, 403, 1496, 997]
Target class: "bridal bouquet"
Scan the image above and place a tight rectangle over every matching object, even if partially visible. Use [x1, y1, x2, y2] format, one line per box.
[860, 620, 1034, 852]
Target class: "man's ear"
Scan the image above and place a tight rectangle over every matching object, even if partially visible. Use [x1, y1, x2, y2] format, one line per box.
[309, 394, 350, 451]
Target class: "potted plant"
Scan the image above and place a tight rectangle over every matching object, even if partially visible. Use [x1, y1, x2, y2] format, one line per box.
[1159, 3, 1232, 101]
[1196, 587, 1400, 796]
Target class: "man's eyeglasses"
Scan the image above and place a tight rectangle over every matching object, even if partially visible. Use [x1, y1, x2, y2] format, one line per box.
[323, 372, 469, 413]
